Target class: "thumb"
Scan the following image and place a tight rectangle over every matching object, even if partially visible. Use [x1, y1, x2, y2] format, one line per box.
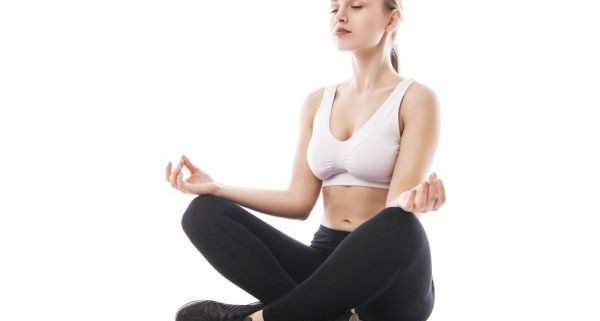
[181, 155, 199, 173]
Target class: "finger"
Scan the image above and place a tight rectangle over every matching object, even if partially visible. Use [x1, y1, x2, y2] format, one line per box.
[431, 178, 443, 210]
[426, 180, 437, 210]
[166, 161, 172, 182]
[413, 182, 428, 213]
[181, 154, 199, 174]
[427, 172, 436, 183]
[433, 178, 446, 210]
[170, 159, 185, 188]
[169, 160, 179, 187]
[176, 171, 190, 194]
[405, 189, 417, 212]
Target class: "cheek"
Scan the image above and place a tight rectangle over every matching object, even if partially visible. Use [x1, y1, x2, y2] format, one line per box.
[367, 16, 385, 32]
[355, 18, 384, 40]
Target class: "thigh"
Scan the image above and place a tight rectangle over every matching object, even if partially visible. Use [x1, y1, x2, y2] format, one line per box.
[358, 278, 435, 321]
[259, 207, 433, 321]
[355, 226, 435, 321]
[182, 194, 328, 283]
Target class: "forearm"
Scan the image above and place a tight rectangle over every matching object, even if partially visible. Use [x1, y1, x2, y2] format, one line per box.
[212, 182, 307, 220]
[386, 195, 426, 220]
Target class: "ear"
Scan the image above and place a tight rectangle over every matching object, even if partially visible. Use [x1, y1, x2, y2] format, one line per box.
[385, 8, 403, 33]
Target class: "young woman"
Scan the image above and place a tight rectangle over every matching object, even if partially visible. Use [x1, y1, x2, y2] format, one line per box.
[165, 0, 445, 320]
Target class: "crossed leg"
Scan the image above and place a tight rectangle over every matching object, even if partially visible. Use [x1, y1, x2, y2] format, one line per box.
[259, 205, 435, 321]
[181, 194, 331, 304]
[181, 194, 435, 321]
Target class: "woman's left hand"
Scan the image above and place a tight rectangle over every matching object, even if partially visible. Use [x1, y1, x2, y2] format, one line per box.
[393, 172, 446, 215]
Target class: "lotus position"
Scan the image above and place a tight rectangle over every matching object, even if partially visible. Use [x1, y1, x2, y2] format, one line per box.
[166, 0, 445, 320]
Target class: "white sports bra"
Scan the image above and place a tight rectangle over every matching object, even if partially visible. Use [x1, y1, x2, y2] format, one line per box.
[306, 78, 415, 189]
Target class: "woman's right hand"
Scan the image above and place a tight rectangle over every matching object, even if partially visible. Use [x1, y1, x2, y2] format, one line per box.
[165, 154, 220, 195]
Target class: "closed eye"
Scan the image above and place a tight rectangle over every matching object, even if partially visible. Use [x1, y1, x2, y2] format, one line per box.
[330, 6, 363, 14]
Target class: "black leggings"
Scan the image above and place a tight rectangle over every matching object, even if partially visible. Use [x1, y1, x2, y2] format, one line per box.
[180, 194, 435, 321]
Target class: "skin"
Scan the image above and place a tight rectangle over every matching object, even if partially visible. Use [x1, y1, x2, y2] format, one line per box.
[166, 1, 446, 319]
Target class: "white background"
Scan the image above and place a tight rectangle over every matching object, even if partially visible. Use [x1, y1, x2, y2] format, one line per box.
[1, 1, 599, 320]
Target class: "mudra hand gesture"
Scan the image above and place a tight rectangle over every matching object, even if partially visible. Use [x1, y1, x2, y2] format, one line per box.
[165, 155, 219, 196]
[392, 172, 446, 215]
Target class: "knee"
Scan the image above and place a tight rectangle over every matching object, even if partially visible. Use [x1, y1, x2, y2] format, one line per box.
[376, 206, 419, 226]
[180, 194, 227, 232]
[371, 206, 425, 240]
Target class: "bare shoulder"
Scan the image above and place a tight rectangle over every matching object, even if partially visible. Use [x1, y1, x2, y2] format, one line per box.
[287, 85, 329, 217]
[404, 80, 439, 110]
[306, 85, 327, 102]
[400, 80, 440, 132]
[299, 86, 327, 127]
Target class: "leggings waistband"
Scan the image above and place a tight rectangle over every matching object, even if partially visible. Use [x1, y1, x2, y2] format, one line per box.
[316, 224, 352, 235]
[310, 224, 352, 253]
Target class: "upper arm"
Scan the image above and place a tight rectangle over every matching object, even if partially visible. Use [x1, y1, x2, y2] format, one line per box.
[386, 82, 441, 207]
[287, 87, 326, 219]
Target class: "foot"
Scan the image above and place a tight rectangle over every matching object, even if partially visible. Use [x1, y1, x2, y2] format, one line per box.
[248, 309, 263, 321]
[175, 299, 264, 321]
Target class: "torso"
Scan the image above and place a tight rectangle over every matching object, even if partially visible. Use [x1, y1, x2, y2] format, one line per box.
[318, 77, 410, 232]
[321, 186, 388, 231]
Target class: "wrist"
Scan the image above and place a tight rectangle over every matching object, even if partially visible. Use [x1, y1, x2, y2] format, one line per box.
[211, 181, 223, 196]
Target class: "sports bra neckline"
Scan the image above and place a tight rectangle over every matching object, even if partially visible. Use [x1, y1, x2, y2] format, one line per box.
[327, 78, 412, 144]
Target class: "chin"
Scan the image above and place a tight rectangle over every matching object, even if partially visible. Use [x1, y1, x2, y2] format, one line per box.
[336, 47, 354, 52]
[334, 42, 358, 52]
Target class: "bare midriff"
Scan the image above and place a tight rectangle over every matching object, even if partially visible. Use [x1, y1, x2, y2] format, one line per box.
[320, 185, 388, 232]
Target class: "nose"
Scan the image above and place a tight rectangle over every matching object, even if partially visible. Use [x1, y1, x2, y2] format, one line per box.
[334, 7, 348, 23]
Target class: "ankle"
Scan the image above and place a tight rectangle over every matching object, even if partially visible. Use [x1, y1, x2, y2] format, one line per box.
[249, 309, 264, 321]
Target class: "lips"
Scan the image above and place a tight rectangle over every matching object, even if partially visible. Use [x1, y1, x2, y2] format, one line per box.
[335, 29, 351, 36]
[334, 27, 351, 36]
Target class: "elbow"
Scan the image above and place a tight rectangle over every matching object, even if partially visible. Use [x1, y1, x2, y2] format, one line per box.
[288, 190, 315, 221]
[296, 207, 311, 220]
[292, 202, 313, 220]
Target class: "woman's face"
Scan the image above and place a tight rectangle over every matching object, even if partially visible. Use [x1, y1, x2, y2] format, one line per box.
[329, 0, 395, 51]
